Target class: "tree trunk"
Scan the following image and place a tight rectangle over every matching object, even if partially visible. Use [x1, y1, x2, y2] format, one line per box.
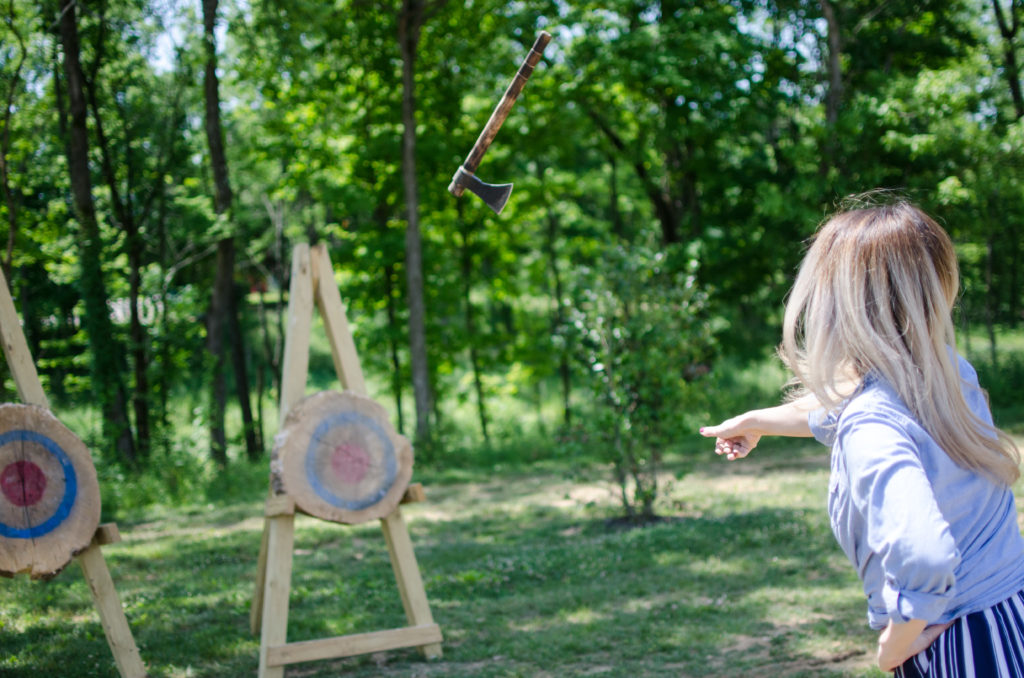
[458, 204, 489, 444]
[53, 0, 135, 462]
[1, 0, 26, 280]
[986, 237, 998, 365]
[127, 231, 150, 457]
[383, 262, 406, 436]
[398, 0, 432, 444]
[156, 165, 172, 429]
[259, 195, 285, 402]
[992, 0, 1024, 119]
[608, 154, 624, 239]
[81, 21, 152, 459]
[586, 106, 681, 245]
[202, 0, 258, 464]
[1011, 221, 1020, 327]
[230, 284, 261, 458]
[543, 203, 571, 427]
[207, 240, 232, 465]
[819, 0, 843, 177]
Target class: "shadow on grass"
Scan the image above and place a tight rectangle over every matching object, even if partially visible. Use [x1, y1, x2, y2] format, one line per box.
[0, 479, 877, 678]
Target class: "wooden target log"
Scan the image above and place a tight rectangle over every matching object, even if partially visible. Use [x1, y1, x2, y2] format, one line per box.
[271, 391, 412, 525]
[0, 403, 101, 579]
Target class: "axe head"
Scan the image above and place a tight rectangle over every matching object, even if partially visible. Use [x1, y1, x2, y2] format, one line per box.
[447, 166, 513, 215]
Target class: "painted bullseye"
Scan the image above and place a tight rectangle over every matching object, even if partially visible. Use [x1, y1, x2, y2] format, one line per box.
[0, 429, 78, 539]
[1, 460, 46, 506]
[331, 443, 370, 485]
[306, 411, 397, 512]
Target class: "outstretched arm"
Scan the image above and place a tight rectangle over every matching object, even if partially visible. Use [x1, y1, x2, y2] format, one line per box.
[700, 395, 818, 460]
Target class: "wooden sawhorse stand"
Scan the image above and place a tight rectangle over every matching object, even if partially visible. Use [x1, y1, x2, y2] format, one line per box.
[250, 243, 442, 677]
[0, 266, 145, 677]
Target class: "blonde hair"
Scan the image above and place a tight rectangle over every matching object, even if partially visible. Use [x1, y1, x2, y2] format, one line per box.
[781, 199, 1020, 485]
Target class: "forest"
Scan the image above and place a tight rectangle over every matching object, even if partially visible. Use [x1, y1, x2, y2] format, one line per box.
[2, 0, 1024, 517]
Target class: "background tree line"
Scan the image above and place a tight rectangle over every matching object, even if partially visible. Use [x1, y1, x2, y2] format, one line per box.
[1, 0, 1022, 516]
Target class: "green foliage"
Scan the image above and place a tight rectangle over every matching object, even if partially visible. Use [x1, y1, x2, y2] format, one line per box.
[568, 239, 715, 518]
[2, 0, 1024, 496]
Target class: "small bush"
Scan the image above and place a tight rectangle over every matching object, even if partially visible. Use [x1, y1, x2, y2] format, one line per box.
[566, 239, 716, 520]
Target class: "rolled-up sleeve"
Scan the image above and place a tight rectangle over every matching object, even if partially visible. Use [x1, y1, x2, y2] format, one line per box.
[809, 407, 839, 446]
[839, 412, 960, 624]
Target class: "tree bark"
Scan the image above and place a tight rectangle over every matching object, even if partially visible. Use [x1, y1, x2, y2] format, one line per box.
[203, 0, 230, 465]
[383, 262, 406, 436]
[819, 0, 843, 176]
[230, 283, 261, 458]
[1, 0, 27, 280]
[608, 154, 624, 239]
[53, 0, 135, 462]
[585, 106, 681, 245]
[398, 0, 433, 444]
[457, 204, 489, 444]
[207, 239, 232, 466]
[820, 0, 843, 127]
[992, 0, 1024, 120]
[81, 13, 152, 458]
[540, 184, 571, 427]
[202, 0, 258, 464]
[258, 194, 285, 402]
[986, 237, 998, 365]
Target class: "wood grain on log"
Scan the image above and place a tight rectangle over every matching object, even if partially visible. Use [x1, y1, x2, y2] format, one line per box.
[0, 403, 101, 579]
[272, 391, 412, 525]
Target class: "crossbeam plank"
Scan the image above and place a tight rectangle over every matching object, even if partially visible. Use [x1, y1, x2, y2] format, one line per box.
[266, 624, 443, 667]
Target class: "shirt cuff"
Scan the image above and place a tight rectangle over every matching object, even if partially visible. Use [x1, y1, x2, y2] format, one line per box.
[808, 407, 838, 446]
[881, 576, 951, 624]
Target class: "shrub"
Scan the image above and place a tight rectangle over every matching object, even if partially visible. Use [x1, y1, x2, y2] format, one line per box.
[566, 239, 715, 520]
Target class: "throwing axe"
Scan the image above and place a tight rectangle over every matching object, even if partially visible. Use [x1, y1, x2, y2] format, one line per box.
[448, 30, 552, 214]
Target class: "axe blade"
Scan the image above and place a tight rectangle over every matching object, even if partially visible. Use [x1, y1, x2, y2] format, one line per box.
[449, 166, 513, 215]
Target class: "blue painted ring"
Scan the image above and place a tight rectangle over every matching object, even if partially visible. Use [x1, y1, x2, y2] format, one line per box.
[305, 410, 398, 512]
[0, 429, 78, 539]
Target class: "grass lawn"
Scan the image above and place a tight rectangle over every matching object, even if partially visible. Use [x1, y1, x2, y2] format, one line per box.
[1, 437, 900, 678]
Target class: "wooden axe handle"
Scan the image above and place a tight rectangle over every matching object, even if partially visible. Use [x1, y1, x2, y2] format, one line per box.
[460, 30, 552, 176]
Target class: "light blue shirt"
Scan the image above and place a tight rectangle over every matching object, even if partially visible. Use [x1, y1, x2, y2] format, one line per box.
[809, 355, 1024, 630]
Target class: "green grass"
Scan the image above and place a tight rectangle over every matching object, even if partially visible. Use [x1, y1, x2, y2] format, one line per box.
[5, 329, 1024, 677]
[1, 439, 895, 678]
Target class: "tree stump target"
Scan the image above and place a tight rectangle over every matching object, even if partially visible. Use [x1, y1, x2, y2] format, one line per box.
[271, 390, 412, 525]
[0, 402, 101, 579]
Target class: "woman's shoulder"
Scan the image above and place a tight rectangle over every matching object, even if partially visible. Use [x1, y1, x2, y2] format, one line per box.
[954, 352, 980, 387]
[836, 378, 919, 437]
[811, 378, 914, 447]
[952, 353, 995, 424]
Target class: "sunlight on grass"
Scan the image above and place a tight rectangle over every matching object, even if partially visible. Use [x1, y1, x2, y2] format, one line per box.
[12, 340, 1024, 677]
[0, 447, 907, 678]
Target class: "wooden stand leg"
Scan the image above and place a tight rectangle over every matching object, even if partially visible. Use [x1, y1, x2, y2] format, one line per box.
[76, 543, 146, 678]
[380, 507, 442, 659]
[251, 519, 271, 635]
[258, 512, 296, 678]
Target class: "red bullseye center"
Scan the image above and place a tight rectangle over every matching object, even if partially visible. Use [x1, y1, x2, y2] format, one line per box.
[330, 442, 370, 485]
[1, 460, 47, 507]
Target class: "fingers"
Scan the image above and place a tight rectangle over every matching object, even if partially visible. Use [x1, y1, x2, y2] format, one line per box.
[712, 437, 751, 461]
[701, 421, 756, 461]
[906, 622, 954, 658]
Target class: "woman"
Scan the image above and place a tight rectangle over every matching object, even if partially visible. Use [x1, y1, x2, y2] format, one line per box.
[702, 200, 1024, 676]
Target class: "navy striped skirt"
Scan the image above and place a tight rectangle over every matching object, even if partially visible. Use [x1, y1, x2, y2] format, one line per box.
[897, 590, 1024, 677]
